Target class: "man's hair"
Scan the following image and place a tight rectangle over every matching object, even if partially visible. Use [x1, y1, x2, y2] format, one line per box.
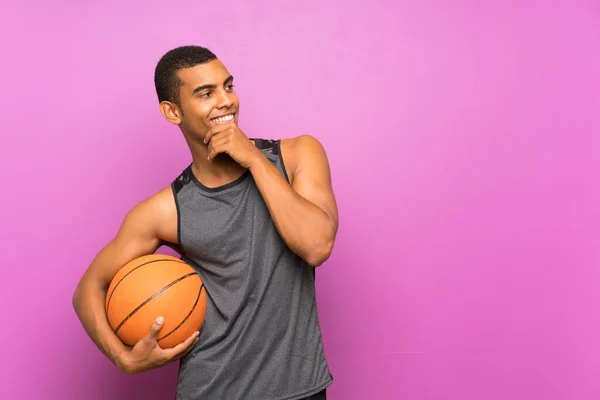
[154, 45, 217, 106]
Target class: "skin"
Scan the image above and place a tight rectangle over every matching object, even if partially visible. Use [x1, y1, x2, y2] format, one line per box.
[72, 58, 339, 375]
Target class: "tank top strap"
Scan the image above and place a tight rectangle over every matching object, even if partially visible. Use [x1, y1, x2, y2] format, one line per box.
[172, 164, 193, 195]
[251, 138, 289, 183]
[252, 138, 278, 153]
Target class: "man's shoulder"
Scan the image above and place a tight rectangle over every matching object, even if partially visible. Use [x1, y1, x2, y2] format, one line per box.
[113, 183, 178, 247]
[280, 135, 326, 164]
[277, 135, 326, 184]
[280, 134, 324, 152]
[129, 184, 177, 217]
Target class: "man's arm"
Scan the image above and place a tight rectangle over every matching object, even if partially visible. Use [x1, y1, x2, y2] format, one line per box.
[72, 187, 197, 373]
[249, 135, 339, 266]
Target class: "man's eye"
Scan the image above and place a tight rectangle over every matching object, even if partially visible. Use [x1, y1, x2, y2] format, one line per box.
[226, 84, 234, 91]
[200, 92, 212, 98]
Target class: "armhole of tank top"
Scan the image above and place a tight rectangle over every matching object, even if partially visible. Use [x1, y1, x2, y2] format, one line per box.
[276, 140, 291, 184]
[170, 181, 185, 256]
[306, 259, 316, 280]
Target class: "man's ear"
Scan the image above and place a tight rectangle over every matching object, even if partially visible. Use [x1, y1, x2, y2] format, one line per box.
[159, 101, 182, 125]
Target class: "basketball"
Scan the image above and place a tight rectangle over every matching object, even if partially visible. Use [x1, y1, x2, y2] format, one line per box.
[105, 254, 206, 349]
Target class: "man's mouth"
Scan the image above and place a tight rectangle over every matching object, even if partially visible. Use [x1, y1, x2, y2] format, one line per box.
[211, 113, 236, 124]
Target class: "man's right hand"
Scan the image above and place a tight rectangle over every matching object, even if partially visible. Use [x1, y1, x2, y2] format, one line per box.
[117, 317, 200, 374]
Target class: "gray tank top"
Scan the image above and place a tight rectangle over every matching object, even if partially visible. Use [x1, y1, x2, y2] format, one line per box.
[171, 138, 333, 400]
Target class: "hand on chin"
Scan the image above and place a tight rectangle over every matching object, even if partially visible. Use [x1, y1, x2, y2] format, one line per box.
[203, 120, 260, 169]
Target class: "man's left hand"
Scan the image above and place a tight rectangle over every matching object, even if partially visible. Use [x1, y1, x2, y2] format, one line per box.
[204, 124, 262, 169]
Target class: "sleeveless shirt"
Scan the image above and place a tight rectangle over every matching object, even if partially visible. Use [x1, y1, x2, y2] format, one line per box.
[171, 138, 333, 399]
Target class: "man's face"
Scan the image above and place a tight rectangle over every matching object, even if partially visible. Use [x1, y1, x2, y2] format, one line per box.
[176, 59, 239, 140]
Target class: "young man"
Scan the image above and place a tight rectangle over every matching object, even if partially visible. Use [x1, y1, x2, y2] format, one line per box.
[72, 45, 338, 400]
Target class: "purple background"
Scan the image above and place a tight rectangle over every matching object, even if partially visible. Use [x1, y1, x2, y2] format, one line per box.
[2, 1, 599, 399]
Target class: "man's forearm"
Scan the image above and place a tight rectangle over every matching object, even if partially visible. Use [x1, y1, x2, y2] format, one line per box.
[249, 155, 336, 266]
[72, 280, 129, 370]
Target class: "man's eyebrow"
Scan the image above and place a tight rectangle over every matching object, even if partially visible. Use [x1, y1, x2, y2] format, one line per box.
[193, 75, 234, 94]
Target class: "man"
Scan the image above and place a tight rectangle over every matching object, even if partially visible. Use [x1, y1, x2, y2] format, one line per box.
[72, 45, 338, 400]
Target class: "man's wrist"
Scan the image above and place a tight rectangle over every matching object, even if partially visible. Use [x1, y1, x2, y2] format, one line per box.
[247, 148, 269, 172]
[114, 346, 133, 373]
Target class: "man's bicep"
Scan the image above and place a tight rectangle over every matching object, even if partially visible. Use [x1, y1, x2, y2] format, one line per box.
[113, 201, 163, 254]
[86, 199, 163, 286]
[291, 135, 339, 225]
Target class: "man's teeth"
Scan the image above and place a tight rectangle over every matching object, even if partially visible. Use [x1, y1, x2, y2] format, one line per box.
[213, 114, 234, 123]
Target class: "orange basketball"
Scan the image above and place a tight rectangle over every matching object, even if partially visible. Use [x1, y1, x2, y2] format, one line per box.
[105, 254, 206, 349]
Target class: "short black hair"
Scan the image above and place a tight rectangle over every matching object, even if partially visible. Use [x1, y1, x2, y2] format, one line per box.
[154, 45, 217, 105]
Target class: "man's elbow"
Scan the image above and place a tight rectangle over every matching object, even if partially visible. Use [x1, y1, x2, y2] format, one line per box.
[72, 275, 100, 312]
[305, 239, 334, 267]
[72, 279, 85, 312]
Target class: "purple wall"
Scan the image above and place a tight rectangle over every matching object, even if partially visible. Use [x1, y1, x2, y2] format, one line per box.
[2, 1, 599, 399]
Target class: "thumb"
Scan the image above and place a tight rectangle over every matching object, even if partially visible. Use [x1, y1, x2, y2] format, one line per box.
[146, 316, 164, 341]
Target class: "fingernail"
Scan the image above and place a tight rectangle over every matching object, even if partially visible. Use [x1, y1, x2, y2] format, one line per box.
[156, 316, 164, 325]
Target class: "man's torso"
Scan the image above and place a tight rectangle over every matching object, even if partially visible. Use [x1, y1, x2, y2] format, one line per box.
[168, 138, 332, 400]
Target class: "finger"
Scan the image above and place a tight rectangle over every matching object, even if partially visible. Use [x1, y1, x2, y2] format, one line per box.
[203, 124, 229, 144]
[203, 129, 215, 145]
[145, 316, 164, 342]
[207, 134, 228, 159]
[163, 331, 200, 359]
[207, 136, 230, 160]
[176, 337, 199, 360]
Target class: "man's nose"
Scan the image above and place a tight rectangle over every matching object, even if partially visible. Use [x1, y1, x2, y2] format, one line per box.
[216, 89, 233, 109]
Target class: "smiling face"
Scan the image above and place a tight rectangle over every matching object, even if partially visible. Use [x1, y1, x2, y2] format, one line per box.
[161, 59, 239, 142]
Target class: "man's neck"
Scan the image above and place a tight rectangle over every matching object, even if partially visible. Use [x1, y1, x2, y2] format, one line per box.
[183, 132, 254, 188]
[190, 153, 247, 189]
